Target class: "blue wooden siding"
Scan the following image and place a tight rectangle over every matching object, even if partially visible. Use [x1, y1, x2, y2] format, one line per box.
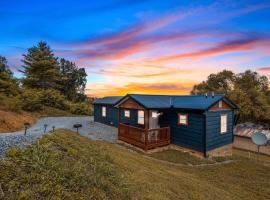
[205, 110, 234, 151]
[119, 108, 144, 129]
[160, 109, 205, 152]
[94, 104, 119, 127]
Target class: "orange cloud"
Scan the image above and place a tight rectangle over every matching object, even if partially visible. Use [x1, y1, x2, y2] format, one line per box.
[86, 82, 194, 97]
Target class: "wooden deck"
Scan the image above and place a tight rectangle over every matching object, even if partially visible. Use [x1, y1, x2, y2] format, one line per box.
[118, 123, 170, 150]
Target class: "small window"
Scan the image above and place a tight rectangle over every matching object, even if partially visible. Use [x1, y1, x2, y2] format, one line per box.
[124, 110, 130, 118]
[178, 113, 188, 125]
[102, 106, 106, 117]
[218, 100, 223, 108]
[138, 110, 144, 125]
[152, 111, 158, 118]
[220, 114, 227, 134]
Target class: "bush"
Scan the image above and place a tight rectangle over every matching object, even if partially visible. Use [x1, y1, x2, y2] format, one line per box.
[20, 89, 43, 111]
[20, 89, 68, 112]
[39, 89, 68, 110]
[0, 94, 22, 112]
[68, 102, 93, 115]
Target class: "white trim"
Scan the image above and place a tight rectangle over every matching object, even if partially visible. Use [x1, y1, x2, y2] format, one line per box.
[138, 110, 144, 125]
[124, 110, 130, 118]
[218, 100, 223, 108]
[220, 114, 227, 134]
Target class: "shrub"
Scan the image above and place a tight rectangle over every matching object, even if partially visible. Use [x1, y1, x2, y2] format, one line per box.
[39, 89, 68, 110]
[20, 89, 43, 111]
[68, 102, 93, 115]
[0, 94, 22, 112]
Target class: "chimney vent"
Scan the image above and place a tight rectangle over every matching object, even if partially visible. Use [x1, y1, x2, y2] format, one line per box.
[212, 91, 215, 98]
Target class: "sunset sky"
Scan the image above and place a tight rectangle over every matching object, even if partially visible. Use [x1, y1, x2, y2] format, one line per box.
[1, 0, 270, 97]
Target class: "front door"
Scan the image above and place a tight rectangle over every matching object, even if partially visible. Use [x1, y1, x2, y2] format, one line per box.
[149, 110, 160, 129]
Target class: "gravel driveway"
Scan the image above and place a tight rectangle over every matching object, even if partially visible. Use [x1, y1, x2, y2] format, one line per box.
[0, 116, 117, 156]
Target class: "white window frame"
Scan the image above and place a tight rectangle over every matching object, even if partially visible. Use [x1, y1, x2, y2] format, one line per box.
[218, 100, 223, 108]
[102, 106, 106, 117]
[124, 110, 130, 118]
[178, 113, 188, 126]
[151, 111, 158, 118]
[220, 114, 227, 134]
[138, 110, 144, 125]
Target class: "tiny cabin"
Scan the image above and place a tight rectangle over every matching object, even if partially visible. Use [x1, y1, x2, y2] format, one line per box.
[93, 94, 237, 157]
[93, 96, 122, 127]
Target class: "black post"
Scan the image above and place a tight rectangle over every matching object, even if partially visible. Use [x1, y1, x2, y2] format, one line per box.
[24, 123, 30, 135]
[44, 124, 48, 133]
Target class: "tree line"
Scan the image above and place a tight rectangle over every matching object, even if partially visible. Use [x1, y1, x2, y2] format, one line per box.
[191, 70, 270, 124]
[0, 41, 92, 115]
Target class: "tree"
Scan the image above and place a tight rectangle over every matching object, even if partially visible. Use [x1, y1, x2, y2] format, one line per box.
[191, 69, 270, 124]
[59, 58, 87, 102]
[0, 56, 19, 96]
[20, 42, 61, 90]
[191, 70, 235, 95]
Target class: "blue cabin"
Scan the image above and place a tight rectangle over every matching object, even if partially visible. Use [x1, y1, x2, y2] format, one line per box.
[93, 94, 237, 157]
[93, 96, 122, 127]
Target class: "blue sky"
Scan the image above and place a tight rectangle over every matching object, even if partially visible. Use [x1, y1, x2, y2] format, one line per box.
[1, 0, 270, 96]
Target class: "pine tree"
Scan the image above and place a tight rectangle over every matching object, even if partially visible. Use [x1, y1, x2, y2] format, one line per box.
[59, 58, 87, 101]
[20, 42, 61, 90]
[0, 56, 18, 96]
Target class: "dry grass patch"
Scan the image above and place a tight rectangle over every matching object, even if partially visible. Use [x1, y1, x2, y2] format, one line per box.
[0, 107, 79, 133]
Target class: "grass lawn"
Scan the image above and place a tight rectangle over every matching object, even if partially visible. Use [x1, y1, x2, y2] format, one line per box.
[0, 129, 269, 200]
[149, 149, 215, 165]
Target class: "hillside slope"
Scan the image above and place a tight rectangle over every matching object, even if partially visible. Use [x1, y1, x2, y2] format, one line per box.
[0, 130, 269, 200]
[0, 108, 78, 133]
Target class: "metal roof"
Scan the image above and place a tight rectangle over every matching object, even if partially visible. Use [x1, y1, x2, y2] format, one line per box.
[93, 96, 123, 105]
[116, 94, 237, 110]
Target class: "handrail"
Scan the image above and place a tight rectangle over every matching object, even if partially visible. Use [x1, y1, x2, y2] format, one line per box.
[118, 123, 170, 150]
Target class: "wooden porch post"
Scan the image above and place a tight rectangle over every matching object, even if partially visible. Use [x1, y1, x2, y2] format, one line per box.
[118, 108, 120, 140]
[144, 109, 149, 151]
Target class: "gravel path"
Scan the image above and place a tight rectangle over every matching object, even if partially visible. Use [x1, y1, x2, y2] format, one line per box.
[0, 116, 117, 156]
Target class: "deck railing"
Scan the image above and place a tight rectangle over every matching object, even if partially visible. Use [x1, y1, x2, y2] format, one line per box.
[118, 123, 170, 150]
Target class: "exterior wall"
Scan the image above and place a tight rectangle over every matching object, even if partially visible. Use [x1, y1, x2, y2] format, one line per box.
[159, 109, 205, 152]
[94, 104, 119, 127]
[205, 110, 234, 152]
[119, 108, 145, 129]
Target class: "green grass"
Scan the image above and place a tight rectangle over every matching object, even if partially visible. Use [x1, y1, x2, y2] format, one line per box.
[0, 130, 131, 200]
[149, 149, 214, 165]
[0, 130, 270, 200]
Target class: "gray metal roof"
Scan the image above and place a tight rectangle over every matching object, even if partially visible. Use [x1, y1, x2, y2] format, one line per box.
[117, 94, 237, 110]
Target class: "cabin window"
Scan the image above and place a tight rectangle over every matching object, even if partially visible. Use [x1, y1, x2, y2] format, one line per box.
[220, 114, 227, 134]
[218, 100, 223, 108]
[138, 110, 144, 125]
[152, 111, 158, 118]
[178, 113, 188, 125]
[124, 110, 130, 118]
[102, 106, 106, 117]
